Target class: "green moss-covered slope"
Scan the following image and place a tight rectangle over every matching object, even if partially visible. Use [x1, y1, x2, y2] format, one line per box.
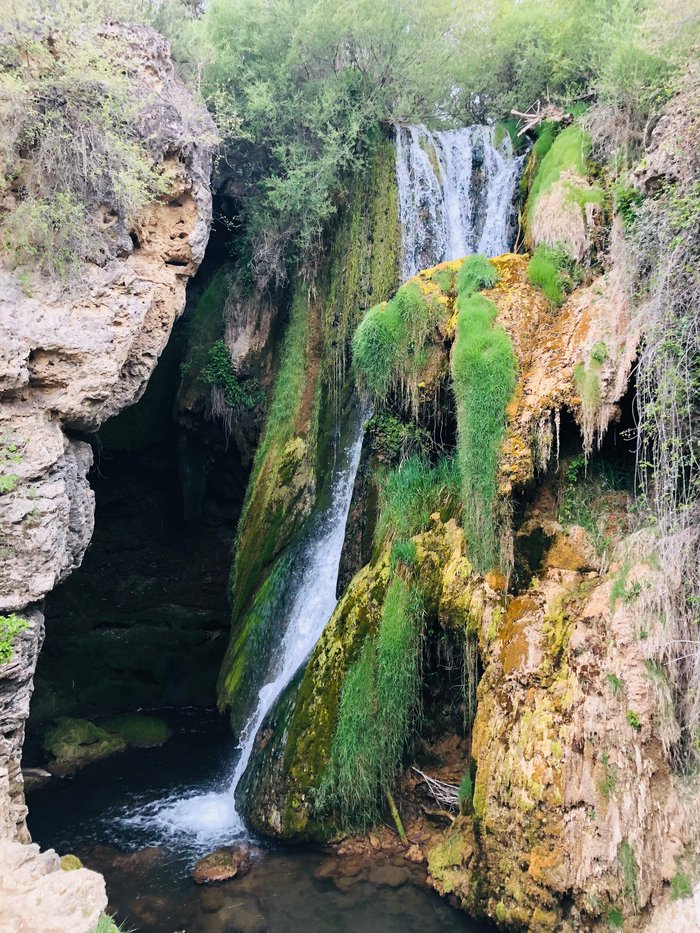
[217, 135, 400, 727]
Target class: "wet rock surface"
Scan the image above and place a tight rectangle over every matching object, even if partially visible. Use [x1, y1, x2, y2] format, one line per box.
[192, 842, 263, 884]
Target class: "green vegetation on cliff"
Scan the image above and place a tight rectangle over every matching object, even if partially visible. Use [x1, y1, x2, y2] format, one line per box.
[318, 575, 423, 828]
[374, 455, 461, 547]
[451, 289, 517, 572]
[219, 137, 400, 722]
[352, 283, 441, 408]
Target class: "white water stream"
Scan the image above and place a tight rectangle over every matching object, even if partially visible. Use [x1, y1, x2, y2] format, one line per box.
[123, 407, 366, 846]
[395, 124, 523, 280]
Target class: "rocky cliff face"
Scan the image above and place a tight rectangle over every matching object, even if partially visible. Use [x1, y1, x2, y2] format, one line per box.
[0, 25, 214, 844]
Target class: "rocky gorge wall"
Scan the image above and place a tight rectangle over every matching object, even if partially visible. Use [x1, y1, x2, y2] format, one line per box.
[0, 25, 215, 845]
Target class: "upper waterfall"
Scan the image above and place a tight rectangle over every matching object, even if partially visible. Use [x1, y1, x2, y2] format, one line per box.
[395, 124, 523, 281]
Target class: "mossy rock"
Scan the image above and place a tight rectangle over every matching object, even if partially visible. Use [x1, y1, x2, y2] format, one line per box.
[43, 717, 126, 776]
[60, 853, 83, 871]
[101, 714, 172, 748]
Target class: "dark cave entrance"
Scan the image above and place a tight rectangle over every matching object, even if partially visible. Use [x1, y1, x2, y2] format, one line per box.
[28, 216, 253, 732]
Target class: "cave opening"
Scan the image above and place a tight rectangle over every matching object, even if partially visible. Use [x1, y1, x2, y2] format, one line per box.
[25, 212, 253, 750]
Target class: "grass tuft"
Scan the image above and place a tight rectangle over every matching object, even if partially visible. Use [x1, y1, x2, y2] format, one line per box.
[374, 455, 461, 547]
[456, 254, 499, 297]
[318, 576, 423, 828]
[451, 292, 516, 571]
[352, 283, 441, 409]
[526, 243, 582, 307]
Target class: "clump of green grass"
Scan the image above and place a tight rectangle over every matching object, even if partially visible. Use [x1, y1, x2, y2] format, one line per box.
[318, 576, 424, 828]
[374, 455, 461, 547]
[671, 869, 692, 900]
[526, 243, 582, 306]
[607, 907, 624, 930]
[619, 840, 637, 903]
[607, 673, 624, 695]
[599, 751, 618, 800]
[626, 710, 642, 731]
[451, 293, 517, 571]
[390, 538, 418, 569]
[0, 613, 28, 665]
[458, 770, 473, 810]
[352, 282, 441, 406]
[456, 254, 499, 297]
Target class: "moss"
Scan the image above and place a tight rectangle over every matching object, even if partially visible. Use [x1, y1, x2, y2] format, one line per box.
[43, 717, 126, 774]
[102, 714, 172, 748]
[221, 135, 400, 718]
[451, 292, 517, 571]
[526, 124, 595, 230]
[318, 575, 424, 828]
[60, 854, 83, 871]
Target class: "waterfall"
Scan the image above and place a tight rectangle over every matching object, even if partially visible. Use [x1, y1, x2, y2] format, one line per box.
[395, 124, 524, 281]
[124, 404, 366, 847]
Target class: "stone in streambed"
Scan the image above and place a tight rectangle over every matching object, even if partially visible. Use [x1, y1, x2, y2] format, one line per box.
[101, 713, 172, 748]
[367, 864, 411, 888]
[192, 843, 262, 884]
[43, 717, 126, 776]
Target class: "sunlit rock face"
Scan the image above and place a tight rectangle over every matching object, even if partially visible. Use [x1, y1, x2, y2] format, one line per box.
[0, 23, 214, 844]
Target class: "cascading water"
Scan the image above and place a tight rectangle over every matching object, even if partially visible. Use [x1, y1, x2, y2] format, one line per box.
[121, 403, 366, 848]
[395, 124, 524, 281]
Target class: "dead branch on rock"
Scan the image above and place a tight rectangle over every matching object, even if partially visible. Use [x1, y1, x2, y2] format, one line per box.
[511, 100, 573, 137]
[412, 767, 459, 810]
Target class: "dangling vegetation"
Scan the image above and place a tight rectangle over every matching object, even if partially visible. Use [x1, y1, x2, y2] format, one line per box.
[351, 283, 442, 409]
[318, 575, 424, 828]
[451, 290, 517, 572]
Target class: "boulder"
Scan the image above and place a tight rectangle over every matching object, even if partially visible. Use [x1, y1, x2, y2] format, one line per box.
[43, 717, 126, 776]
[192, 842, 262, 885]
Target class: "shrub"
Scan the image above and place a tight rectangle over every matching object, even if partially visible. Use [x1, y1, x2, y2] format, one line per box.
[456, 254, 499, 297]
[451, 293, 516, 571]
[0, 25, 170, 277]
[0, 613, 28, 664]
[626, 710, 641, 731]
[366, 413, 431, 464]
[374, 455, 461, 547]
[201, 340, 260, 410]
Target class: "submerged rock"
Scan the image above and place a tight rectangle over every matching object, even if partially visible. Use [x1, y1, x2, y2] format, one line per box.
[192, 842, 262, 885]
[101, 714, 172, 748]
[42, 717, 126, 776]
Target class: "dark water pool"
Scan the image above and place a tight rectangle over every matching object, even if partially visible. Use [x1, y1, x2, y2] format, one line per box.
[26, 708, 492, 933]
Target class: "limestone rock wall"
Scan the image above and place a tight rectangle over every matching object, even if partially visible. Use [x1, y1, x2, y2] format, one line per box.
[0, 24, 214, 843]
